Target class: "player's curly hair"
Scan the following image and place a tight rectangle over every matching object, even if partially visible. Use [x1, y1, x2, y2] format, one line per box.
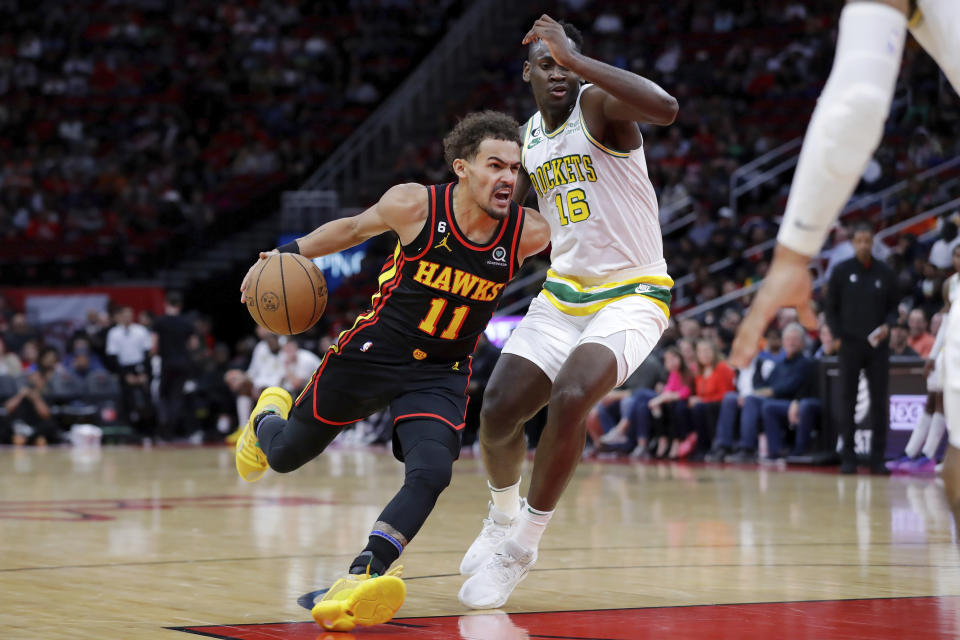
[443, 110, 520, 167]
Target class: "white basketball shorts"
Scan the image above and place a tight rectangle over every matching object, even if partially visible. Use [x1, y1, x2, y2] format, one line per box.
[501, 292, 668, 387]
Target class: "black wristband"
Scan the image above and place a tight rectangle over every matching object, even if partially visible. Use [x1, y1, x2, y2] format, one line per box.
[277, 240, 300, 254]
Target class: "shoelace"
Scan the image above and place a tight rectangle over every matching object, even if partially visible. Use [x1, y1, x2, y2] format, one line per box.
[489, 550, 527, 585]
[480, 517, 511, 541]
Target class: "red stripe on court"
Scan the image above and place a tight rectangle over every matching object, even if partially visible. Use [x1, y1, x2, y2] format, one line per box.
[172, 596, 960, 639]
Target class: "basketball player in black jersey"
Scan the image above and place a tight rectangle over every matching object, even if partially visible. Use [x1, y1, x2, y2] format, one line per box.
[235, 111, 550, 632]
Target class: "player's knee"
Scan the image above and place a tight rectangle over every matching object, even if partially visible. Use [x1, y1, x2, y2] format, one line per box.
[406, 462, 452, 496]
[479, 387, 526, 437]
[549, 383, 592, 422]
[818, 83, 889, 178]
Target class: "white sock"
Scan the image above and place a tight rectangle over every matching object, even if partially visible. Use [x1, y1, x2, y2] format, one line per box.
[923, 412, 947, 459]
[514, 504, 553, 551]
[489, 478, 521, 519]
[906, 412, 933, 458]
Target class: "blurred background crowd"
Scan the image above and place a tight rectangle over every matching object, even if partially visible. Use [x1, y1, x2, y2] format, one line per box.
[0, 0, 957, 470]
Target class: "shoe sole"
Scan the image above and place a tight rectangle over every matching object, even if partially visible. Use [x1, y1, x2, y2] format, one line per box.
[312, 576, 405, 631]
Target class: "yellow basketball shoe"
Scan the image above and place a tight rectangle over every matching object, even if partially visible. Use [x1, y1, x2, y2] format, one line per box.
[311, 564, 406, 632]
[234, 386, 292, 482]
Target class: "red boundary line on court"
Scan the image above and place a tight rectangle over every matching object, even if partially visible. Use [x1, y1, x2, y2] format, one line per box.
[170, 595, 960, 640]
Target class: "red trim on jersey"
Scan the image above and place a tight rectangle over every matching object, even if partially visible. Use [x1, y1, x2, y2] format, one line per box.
[508, 204, 525, 281]
[304, 255, 407, 425]
[462, 356, 474, 423]
[334, 253, 406, 348]
[407, 185, 437, 261]
[444, 182, 509, 252]
[393, 412, 465, 431]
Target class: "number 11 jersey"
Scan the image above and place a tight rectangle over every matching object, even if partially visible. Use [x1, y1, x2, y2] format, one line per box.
[350, 182, 526, 364]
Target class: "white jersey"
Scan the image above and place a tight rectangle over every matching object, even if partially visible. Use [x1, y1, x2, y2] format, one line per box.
[521, 84, 669, 284]
[948, 273, 959, 306]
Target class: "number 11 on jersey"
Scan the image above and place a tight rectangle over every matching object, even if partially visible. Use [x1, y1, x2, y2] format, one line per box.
[418, 298, 470, 340]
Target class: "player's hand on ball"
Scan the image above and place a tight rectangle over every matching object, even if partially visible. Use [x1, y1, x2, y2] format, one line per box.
[730, 244, 818, 368]
[240, 250, 279, 304]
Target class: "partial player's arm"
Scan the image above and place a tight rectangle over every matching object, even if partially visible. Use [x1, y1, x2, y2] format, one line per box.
[517, 207, 551, 264]
[729, 245, 818, 367]
[512, 165, 532, 206]
[523, 14, 677, 126]
[240, 183, 428, 302]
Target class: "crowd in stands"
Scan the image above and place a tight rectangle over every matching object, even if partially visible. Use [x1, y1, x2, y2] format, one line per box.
[1, 2, 958, 476]
[385, 0, 960, 312]
[0, 0, 464, 282]
[0, 216, 952, 468]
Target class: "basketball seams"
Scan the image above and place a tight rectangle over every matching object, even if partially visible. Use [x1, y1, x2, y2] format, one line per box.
[278, 254, 293, 335]
[291, 254, 318, 332]
[254, 254, 275, 334]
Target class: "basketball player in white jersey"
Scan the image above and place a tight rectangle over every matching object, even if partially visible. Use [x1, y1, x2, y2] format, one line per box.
[890, 247, 959, 473]
[458, 15, 678, 608]
[728, 0, 960, 522]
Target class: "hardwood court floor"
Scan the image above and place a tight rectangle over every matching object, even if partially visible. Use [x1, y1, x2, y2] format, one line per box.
[2, 445, 959, 639]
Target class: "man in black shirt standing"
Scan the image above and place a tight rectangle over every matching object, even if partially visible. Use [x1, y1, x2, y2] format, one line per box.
[152, 292, 195, 441]
[826, 222, 898, 475]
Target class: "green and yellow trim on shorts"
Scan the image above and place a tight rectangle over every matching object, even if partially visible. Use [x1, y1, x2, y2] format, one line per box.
[541, 269, 673, 318]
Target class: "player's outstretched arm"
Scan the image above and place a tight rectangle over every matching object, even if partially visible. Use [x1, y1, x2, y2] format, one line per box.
[523, 14, 677, 126]
[517, 207, 551, 264]
[240, 183, 428, 303]
[728, 245, 818, 368]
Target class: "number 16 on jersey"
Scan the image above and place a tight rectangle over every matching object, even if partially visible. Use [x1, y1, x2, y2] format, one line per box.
[554, 188, 591, 226]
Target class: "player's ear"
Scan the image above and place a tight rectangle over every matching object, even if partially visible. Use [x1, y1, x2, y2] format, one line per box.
[452, 158, 468, 179]
[522, 61, 531, 83]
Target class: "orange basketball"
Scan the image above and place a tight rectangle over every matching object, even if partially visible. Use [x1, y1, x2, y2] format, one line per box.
[246, 253, 327, 335]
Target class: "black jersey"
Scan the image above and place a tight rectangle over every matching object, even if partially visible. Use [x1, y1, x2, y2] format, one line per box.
[337, 182, 525, 364]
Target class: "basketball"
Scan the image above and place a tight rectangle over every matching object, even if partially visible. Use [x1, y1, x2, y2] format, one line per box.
[245, 253, 327, 335]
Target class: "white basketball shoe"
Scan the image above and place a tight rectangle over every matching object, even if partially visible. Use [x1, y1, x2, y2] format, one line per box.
[458, 537, 537, 609]
[459, 499, 523, 576]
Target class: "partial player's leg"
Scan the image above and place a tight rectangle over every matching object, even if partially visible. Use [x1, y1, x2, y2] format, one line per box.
[312, 418, 458, 631]
[460, 296, 666, 609]
[234, 386, 294, 482]
[459, 343, 616, 609]
[527, 343, 619, 508]
[479, 354, 553, 493]
[460, 295, 571, 577]
[459, 354, 551, 576]
[940, 305, 960, 529]
[911, 0, 960, 95]
[236, 335, 404, 481]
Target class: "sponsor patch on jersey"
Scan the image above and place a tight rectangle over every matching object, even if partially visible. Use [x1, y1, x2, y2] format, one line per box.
[361, 341, 373, 352]
[413, 349, 427, 360]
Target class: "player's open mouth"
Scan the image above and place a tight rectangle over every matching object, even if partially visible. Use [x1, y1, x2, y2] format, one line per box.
[493, 188, 511, 205]
[549, 85, 567, 98]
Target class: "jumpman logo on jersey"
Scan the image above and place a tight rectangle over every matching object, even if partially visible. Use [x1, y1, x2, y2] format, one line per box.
[434, 233, 453, 252]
